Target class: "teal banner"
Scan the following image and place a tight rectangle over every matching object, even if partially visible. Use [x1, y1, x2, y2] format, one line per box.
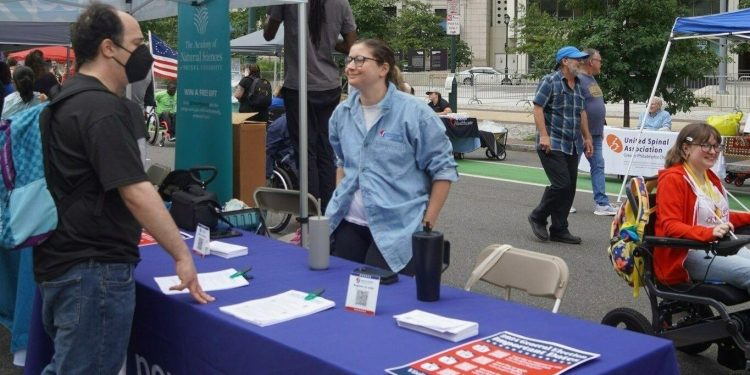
[176, 0, 232, 202]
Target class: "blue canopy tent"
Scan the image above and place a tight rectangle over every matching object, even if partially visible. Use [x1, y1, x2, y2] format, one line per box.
[618, 7, 750, 200]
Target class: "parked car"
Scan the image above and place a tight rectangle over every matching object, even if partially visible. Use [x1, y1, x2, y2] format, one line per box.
[457, 67, 514, 85]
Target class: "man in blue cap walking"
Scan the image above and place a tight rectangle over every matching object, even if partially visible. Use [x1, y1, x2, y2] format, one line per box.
[528, 46, 593, 244]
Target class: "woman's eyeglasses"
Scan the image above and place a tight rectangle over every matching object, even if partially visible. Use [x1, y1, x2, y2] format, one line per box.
[345, 55, 379, 67]
[689, 142, 725, 153]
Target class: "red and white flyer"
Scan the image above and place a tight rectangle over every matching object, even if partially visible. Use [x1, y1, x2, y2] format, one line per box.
[139, 230, 194, 247]
[386, 331, 599, 375]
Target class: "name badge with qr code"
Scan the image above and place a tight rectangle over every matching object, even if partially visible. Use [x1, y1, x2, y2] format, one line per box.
[193, 224, 210, 257]
[345, 271, 380, 315]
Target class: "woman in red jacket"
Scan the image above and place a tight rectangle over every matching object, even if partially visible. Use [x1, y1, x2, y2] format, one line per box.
[655, 122, 750, 291]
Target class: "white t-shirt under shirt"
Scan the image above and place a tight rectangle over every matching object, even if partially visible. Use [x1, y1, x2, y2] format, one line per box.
[344, 103, 381, 226]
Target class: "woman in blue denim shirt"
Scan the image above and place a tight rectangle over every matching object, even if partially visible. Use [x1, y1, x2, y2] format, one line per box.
[327, 39, 459, 275]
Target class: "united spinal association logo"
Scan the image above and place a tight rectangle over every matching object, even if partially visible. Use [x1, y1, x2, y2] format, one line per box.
[606, 134, 624, 153]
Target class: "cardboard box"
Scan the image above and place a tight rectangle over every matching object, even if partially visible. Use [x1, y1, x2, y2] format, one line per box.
[232, 119, 266, 206]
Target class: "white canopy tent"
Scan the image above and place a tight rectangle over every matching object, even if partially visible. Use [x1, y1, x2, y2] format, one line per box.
[231, 27, 284, 55]
[1, 0, 315, 243]
[618, 8, 750, 206]
[231, 28, 284, 87]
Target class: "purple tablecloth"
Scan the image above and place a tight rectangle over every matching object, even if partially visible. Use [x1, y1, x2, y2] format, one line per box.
[27, 233, 679, 374]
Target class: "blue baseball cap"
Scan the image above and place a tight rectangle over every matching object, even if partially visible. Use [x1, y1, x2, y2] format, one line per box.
[555, 46, 588, 64]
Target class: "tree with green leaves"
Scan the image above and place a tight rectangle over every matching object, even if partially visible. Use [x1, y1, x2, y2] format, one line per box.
[517, 0, 718, 126]
[350, 0, 396, 40]
[390, 0, 445, 71]
[139, 9, 263, 51]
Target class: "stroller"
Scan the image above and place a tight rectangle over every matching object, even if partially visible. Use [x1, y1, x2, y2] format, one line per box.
[603, 177, 750, 372]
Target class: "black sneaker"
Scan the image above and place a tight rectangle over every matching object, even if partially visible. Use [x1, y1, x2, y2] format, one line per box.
[549, 232, 582, 244]
[528, 214, 549, 241]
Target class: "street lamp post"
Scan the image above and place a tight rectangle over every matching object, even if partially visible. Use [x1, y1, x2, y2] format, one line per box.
[501, 13, 512, 85]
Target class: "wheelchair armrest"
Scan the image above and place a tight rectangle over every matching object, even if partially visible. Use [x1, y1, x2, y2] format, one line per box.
[644, 235, 750, 256]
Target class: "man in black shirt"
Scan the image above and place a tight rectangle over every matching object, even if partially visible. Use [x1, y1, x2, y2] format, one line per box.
[36, 4, 213, 374]
[426, 90, 452, 115]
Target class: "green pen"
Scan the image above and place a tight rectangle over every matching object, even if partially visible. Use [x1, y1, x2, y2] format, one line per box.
[305, 288, 325, 300]
[230, 267, 252, 279]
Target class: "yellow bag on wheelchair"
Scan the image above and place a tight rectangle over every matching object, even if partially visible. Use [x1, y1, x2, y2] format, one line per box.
[608, 177, 655, 297]
[707, 111, 743, 136]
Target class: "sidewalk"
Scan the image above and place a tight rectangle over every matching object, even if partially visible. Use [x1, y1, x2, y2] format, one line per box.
[460, 101, 735, 152]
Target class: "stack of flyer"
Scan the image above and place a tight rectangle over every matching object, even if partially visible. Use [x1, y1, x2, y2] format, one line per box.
[209, 241, 248, 259]
[394, 309, 478, 342]
[220, 290, 335, 327]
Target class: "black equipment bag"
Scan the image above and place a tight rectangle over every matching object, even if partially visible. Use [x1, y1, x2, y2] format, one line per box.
[170, 185, 222, 230]
[164, 166, 229, 231]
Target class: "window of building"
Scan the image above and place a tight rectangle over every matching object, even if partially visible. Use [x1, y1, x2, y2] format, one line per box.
[681, 0, 720, 16]
[384, 6, 396, 18]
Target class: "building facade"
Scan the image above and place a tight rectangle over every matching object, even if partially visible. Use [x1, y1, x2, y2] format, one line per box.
[415, 0, 741, 75]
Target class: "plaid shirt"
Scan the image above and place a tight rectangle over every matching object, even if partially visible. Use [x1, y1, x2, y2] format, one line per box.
[533, 70, 586, 155]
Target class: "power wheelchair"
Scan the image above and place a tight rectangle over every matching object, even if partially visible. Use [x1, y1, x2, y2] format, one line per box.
[602, 207, 750, 372]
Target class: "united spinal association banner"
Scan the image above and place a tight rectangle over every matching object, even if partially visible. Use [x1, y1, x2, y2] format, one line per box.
[579, 127, 676, 177]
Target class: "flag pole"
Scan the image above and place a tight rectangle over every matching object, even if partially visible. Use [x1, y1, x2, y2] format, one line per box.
[148, 31, 156, 91]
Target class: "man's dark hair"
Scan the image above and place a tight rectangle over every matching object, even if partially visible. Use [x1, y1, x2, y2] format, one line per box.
[72, 3, 124, 70]
[6, 57, 17, 67]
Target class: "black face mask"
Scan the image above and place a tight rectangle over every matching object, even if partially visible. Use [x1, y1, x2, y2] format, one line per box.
[113, 43, 154, 83]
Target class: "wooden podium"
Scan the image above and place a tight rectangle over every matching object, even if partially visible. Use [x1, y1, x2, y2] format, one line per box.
[232, 113, 266, 206]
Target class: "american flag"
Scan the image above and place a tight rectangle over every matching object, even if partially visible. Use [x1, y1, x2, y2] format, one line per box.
[150, 32, 178, 79]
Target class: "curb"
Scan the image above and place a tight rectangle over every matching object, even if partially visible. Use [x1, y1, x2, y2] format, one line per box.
[507, 142, 536, 153]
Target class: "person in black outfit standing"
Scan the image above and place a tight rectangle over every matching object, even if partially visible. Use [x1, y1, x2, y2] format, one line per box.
[36, 4, 213, 373]
[234, 63, 268, 122]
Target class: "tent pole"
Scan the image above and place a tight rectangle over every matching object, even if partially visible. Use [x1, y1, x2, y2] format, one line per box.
[616, 35, 674, 203]
[298, 2, 309, 248]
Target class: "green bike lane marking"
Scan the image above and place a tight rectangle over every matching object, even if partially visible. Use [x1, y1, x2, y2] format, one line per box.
[456, 159, 750, 211]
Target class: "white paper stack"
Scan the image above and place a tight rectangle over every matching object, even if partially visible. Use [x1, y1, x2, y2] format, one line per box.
[209, 241, 248, 259]
[220, 290, 335, 327]
[154, 268, 249, 295]
[394, 309, 478, 342]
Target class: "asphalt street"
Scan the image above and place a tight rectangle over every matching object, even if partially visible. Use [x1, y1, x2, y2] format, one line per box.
[0, 142, 742, 374]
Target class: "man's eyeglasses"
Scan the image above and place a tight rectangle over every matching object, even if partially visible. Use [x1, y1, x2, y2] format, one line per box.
[689, 142, 725, 153]
[345, 55, 379, 67]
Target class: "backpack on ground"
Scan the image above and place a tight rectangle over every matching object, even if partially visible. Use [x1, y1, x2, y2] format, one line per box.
[607, 176, 656, 297]
[246, 77, 272, 109]
[0, 104, 57, 250]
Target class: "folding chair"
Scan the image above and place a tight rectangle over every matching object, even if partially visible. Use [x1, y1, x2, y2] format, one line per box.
[464, 244, 569, 313]
[253, 187, 322, 242]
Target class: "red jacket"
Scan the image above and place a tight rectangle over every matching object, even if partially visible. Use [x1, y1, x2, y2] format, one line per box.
[654, 165, 750, 284]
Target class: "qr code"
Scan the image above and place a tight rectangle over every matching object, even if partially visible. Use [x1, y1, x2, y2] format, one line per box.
[195, 238, 205, 251]
[355, 289, 369, 306]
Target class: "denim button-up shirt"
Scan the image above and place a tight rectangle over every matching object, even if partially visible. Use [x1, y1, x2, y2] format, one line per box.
[533, 70, 586, 155]
[327, 83, 459, 271]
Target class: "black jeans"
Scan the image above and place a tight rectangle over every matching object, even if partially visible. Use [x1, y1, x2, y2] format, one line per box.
[331, 220, 415, 276]
[283, 87, 340, 212]
[531, 150, 579, 235]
